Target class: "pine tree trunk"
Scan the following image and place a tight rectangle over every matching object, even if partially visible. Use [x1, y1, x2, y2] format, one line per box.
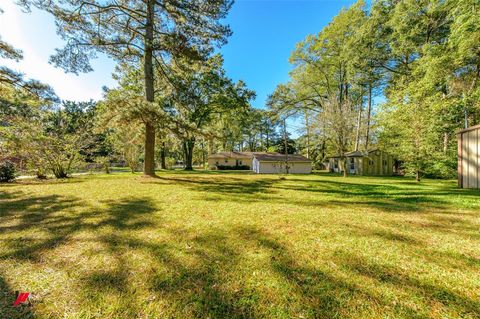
[201, 141, 206, 168]
[443, 132, 449, 154]
[355, 104, 362, 151]
[143, 0, 156, 177]
[365, 82, 372, 151]
[416, 170, 421, 182]
[160, 141, 167, 169]
[183, 138, 195, 171]
[144, 122, 156, 175]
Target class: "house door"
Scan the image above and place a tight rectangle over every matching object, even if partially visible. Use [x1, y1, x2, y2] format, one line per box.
[349, 158, 356, 174]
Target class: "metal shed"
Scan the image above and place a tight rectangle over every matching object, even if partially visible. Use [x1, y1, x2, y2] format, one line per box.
[458, 124, 480, 189]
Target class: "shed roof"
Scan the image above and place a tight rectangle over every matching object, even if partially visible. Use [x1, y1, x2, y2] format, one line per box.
[328, 149, 385, 158]
[457, 124, 480, 135]
[253, 153, 311, 162]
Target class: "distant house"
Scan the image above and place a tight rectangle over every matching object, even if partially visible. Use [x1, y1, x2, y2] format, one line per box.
[208, 151, 312, 174]
[327, 149, 395, 176]
[252, 153, 312, 174]
[457, 124, 480, 189]
[207, 152, 255, 170]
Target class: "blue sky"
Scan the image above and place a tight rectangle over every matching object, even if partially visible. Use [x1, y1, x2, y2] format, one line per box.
[222, 0, 356, 110]
[1, 0, 357, 131]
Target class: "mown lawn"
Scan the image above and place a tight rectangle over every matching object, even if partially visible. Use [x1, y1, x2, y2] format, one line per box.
[0, 171, 479, 319]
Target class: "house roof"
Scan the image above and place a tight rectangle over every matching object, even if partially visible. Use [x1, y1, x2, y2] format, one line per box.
[253, 153, 312, 162]
[208, 151, 255, 159]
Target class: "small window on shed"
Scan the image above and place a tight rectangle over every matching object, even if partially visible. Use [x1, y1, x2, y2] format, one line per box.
[383, 160, 387, 166]
[369, 160, 374, 165]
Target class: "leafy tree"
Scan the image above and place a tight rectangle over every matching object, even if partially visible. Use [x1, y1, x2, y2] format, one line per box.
[110, 124, 143, 173]
[374, 0, 476, 180]
[22, 0, 232, 176]
[274, 2, 366, 176]
[270, 136, 297, 155]
[269, 0, 479, 180]
[167, 56, 255, 170]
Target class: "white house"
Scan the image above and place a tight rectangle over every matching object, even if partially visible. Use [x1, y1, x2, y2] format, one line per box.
[252, 153, 312, 174]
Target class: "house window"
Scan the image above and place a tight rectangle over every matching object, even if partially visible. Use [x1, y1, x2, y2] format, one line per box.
[239, 160, 242, 165]
[224, 159, 228, 163]
[216, 161, 219, 165]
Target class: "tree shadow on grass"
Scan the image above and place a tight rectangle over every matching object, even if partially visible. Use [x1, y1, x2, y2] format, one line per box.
[346, 224, 423, 245]
[1, 176, 479, 318]
[167, 174, 480, 214]
[333, 251, 480, 318]
[237, 226, 480, 319]
[279, 179, 479, 203]
[82, 229, 254, 318]
[1, 178, 86, 187]
[78, 224, 361, 318]
[236, 226, 430, 318]
[0, 191, 161, 317]
[73, 222, 480, 318]
[0, 192, 158, 261]
[148, 232, 248, 318]
[145, 175, 279, 195]
[138, 172, 480, 215]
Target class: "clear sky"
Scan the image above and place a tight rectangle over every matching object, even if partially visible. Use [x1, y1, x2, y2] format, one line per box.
[0, 0, 356, 112]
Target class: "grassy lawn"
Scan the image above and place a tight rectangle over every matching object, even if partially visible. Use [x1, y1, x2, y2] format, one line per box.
[0, 172, 479, 319]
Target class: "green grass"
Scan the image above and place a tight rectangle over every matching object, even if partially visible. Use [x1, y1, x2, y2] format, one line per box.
[0, 171, 479, 319]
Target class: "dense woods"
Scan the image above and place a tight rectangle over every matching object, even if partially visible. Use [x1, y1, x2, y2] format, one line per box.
[270, 0, 480, 180]
[1, 0, 479, 180]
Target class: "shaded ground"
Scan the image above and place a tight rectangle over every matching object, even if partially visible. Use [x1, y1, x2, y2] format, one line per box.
[0, 172, 479, 318]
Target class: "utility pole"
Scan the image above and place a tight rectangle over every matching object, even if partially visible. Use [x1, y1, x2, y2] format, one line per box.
[463, 93, 468, 129]
[283, 118, 289, 174]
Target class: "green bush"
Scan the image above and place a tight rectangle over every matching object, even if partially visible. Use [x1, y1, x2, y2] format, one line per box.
[216, 165, 250, 170]
[424, 157, 457, 179]
[0, 161, 16, 182]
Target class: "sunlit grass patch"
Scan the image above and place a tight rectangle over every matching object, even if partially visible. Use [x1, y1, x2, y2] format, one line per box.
[0, 172, 479, 318]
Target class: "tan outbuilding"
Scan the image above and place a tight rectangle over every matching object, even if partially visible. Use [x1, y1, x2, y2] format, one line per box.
[457, 124, 480, 189]
[327, 149, 396, 176]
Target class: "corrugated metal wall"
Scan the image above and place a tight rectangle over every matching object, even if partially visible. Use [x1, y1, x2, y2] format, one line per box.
[458, 125, 480, 189]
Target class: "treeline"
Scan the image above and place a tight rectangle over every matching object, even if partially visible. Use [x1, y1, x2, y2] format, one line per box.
[0, 52, 290, 178]
[3, 0, 479, 181]
[269, 0, 480, 180]
[0, 0, 290, 179]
